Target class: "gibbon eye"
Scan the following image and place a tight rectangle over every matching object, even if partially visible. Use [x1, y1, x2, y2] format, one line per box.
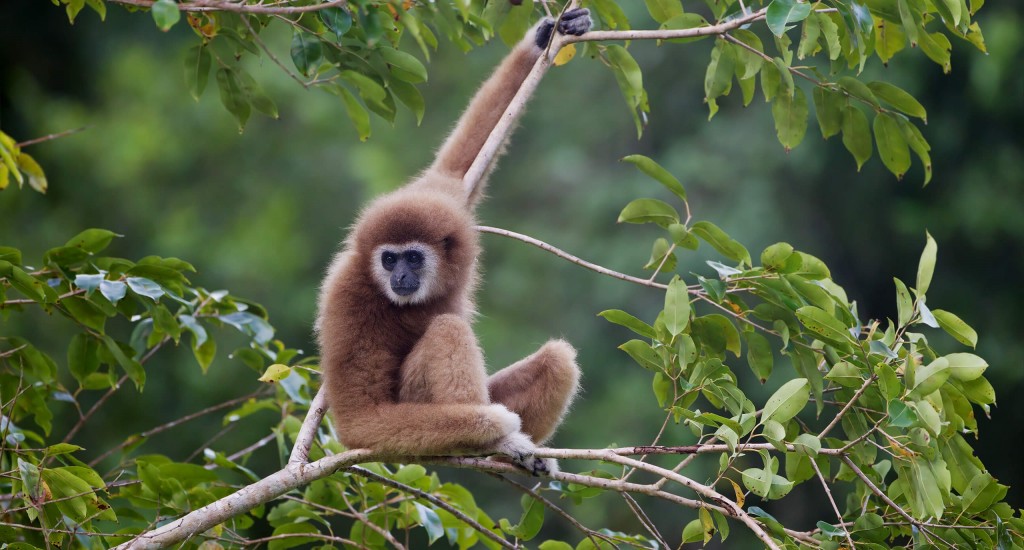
[404, 250, 424, 269]
[381, 251, 398, 271]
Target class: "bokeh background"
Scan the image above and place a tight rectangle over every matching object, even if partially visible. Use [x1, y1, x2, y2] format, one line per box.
[2, 0, 1022, 545]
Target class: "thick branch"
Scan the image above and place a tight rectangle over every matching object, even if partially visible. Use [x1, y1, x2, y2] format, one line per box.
[288, 386, 327, 465]
[114, 449, 379, 549]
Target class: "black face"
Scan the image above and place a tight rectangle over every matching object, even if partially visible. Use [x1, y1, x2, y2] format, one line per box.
[381, 249, 425, 296]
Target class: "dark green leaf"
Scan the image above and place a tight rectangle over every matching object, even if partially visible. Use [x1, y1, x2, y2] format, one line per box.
[644, 0, 684, 23]
[65, 228, 117, 253]
[691, 221, 751, 264]
[868, 81, 926, 121]
[888, 399, 919, 427]
[618, 340, 663, 371]
[379, 47, 428, 83]
[599, 310, 656, 340]
[746, 332, 774, 382]
[841, 105, 872, 170]
[772, 85, 808, 151]
[290, 30, 323, 77]
[184, 45, 211, 101]
[216, 68, 251, 132]
[873, 112, 911, 179]
[813, 86, 843, 139]
[320, 6, 353, 40]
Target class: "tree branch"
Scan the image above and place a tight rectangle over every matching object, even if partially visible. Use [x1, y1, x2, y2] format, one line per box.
[288, 385, 327, 465]
[105, 0, 349, 15]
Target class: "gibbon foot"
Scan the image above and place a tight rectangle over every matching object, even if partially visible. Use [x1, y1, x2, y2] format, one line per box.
[535, 8, 592, 48]
[495, 431, 559, 476]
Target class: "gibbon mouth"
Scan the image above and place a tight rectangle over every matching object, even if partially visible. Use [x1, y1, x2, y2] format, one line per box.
[392, 284, 419, 296]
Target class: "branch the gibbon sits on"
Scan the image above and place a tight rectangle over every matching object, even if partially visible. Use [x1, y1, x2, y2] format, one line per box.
[316, 9, 592, 475]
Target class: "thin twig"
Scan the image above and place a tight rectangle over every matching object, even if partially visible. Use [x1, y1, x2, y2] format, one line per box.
[818, 375, 876, 439]
[492, 474, 617, 549]
[621, 493, 670, 550]
[90, 390, 264, 467]
[16, 126, 91, 148]
[105, 0, 348, 15]
[478, 226, 668, 290]
[810, 455, 855, 549]
[61, 374, 130, 444]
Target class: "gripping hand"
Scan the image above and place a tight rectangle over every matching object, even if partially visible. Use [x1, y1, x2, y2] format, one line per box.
[535, 8, 593, 49]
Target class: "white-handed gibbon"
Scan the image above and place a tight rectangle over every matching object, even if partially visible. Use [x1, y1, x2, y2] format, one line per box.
[316, 9, 592, 474]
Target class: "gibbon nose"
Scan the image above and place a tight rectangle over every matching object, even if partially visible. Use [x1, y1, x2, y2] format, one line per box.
[391, 269, 420, 296]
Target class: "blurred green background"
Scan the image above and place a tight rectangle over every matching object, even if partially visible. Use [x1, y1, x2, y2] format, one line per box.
[2, 0, 1022, 544]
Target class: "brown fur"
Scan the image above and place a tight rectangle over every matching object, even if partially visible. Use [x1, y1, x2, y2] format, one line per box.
[317, 19, 585, 465]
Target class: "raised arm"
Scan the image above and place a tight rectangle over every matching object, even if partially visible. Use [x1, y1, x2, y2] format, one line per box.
[428, 9, 591, 201]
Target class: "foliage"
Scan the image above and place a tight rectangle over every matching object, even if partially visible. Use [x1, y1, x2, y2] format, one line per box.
[1, 0, 1018, 548]
[27, 0, 984, 183]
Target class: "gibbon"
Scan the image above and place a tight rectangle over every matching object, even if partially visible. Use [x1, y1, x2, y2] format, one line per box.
[316, 9, 592, 474]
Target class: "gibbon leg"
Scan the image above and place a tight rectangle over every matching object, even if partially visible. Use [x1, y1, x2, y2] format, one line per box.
[488, 339, 580, 444]
[399, 314, 489, 404]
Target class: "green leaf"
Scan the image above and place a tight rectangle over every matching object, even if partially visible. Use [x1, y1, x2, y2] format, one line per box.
[873, 112, 911, 179]
[894, 277, 913, 327]
[909, 357, 950, 399]
[817, 521, 847, 539]
[184, 45, 211, 101]
[618, 340, 663, 371]
[68, 333, 100, 384]
[868, 81, 926, 121]
[691, 221, 750, 264]
[65, 228, 117, 253]
[598, 310, 657, 340]
[875, 19, 906, 65]
[269, 523, 319, 550]
[944, 353, 988, 381]
[664, 276, 691, 337]
[762, 378, 809, 424]
[824, 361, 862, 388]
[704, 42, 735, 107]
[681, 519, 703, 543]
[813, 87, 843, 139]
[216, 68, 251, 132]
[258, 363, 292, 383]
[388, 79, 425, 125]
[932, 309, 977, 347]
[102, 335, 145, 390]
[797, 14, 821, 59]
[916, 231, 937, 295]
[17, 153, 47, 193]
[320, 6, 353, 40]
[841, 105, 872, 170]
[644, 0, 683, 23]
[795, 305, 852, 349]
[151, 0, 181, 32]
[740, 468, 794, 499]
[499, 495, 544, 541]
[659, 13, 711, 44]
[621, 155, 686, 201]
[731, 30, 765, 80]
[607, 44, 646, 136]
[766, 0, 813, 37]
[887, 399, 919, 427]
[772, 85, 808, 151]
[290, 30, 323, 77]
[691, 314, 742, 357]
[327, 85, 369, 141]
[837, 76, 879, 107]
[237, 69, 278, 119]
[792, 433, 821, 456]
[379, 47, 428, 83]
[618, 198, 679, 227]
[746, 332, 774, 382]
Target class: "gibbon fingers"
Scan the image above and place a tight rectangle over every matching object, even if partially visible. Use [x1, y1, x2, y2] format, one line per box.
[316, 9, 592, 475]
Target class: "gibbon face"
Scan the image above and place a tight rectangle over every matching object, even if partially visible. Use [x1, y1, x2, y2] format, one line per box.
[353, 188, 479, 307]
